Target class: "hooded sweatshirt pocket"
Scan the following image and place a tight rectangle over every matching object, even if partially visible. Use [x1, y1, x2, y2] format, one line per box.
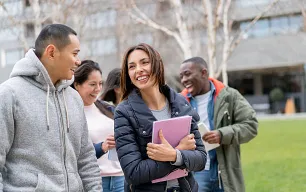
[34, 172, 84, 192]
[68, 172, 84, 192]
[34, 173, 65, 191]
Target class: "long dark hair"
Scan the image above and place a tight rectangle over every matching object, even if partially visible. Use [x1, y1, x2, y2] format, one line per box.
[120, 43, 165, 101]
[100, 68, 121, 104]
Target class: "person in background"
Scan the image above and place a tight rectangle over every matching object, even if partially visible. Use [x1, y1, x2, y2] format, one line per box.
[114, 43, 207, 192]
[73, 60, 124, 192]
[179, 57, 258, 192]
[100, 68, 122, 110]
[0, 24, 101, 191]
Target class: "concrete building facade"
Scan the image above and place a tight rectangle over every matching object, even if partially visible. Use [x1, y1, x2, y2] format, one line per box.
[1, 0, 305, 113]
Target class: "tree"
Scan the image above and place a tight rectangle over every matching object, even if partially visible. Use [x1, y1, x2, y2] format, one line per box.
[0, 0, 89, 51]
[0, 1, 30, 51]
[125, 0, 192, 59]
[203, 0, 281, 85]
[124, 0, 281, 85]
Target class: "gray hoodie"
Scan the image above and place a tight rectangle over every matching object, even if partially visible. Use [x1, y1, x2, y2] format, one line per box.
[0, 49, 102, 191]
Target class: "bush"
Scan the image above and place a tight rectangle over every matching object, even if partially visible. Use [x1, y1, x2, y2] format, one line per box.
[269, 87, 284, 102]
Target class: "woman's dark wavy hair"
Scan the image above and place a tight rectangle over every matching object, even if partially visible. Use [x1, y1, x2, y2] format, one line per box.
[100, 68, 121, 104]
[120, 43, 165, 101]
[71, 60, 101, 89]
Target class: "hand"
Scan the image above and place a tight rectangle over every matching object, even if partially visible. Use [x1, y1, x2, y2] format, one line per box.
[147, 130, 176, 162]
[202, 131, 221, 144]
[176, 134, 196, 150]
[102, 135, 116, 152]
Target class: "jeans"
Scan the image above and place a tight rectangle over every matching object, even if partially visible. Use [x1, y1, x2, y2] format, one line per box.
[194, 170, 224, 192]
[102, 176, 124, 192]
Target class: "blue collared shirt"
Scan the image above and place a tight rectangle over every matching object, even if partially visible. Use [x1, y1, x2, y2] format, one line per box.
[186, 81, 219, 180]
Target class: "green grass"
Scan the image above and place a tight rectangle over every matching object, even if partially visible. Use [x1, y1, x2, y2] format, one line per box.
[242, 119, 306, 192]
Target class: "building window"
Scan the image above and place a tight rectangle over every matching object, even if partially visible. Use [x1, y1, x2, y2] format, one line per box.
[0, 27, 20, 41]
[139, 3, 156, 18]
[5, 49, 24, 66]
[234, 0, 268, 7]
[289, 14, 303, 33]
[240, 14, 303, 38]
[25, 23, 35, 37]
[25, 0, 31, 7]
[91, 37, 117, 56]
[234, 0, 289, 7]
[270, 16, 289, 35]
[0, 1, 23, 16]
[135, 33, 153, 45]
[241, 19, 269, 38]
[89, 10, 117, 29]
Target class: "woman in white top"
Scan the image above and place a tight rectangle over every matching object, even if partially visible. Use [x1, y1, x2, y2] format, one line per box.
[72, 60, 124, 192]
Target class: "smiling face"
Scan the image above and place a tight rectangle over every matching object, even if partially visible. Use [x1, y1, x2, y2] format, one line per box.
[75, 70, 103, 106]
[179, 62, 208, 97]
[127, 50, 156, 92]
[53, 34, 81, 82]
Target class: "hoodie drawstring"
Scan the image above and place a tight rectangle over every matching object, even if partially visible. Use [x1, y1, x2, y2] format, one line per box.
[46, 86, 70, 133]
[62, 89, 70, 133]
[46, 85, 50, 130]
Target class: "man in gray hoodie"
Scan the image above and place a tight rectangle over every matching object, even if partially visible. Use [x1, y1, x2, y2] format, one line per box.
[0, 24, 102, 191]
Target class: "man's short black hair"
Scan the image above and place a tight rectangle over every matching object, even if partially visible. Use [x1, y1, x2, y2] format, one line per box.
[34, 24, 77, 58]
[182, 57, 208, 70]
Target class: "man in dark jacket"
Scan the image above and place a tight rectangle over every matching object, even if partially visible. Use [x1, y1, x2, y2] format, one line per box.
[179, 57, 258, 192]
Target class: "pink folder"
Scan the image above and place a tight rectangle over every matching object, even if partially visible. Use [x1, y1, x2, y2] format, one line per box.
[151, 115, 192, 183]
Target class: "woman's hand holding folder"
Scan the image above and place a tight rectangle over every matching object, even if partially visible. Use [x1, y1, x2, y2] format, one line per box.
[147, 130, 177, 162]
[175, 133, 196, 151]
[147, 130, 196, 162]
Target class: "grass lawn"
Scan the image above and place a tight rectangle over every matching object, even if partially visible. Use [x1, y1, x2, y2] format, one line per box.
[242, 119, 306, 192]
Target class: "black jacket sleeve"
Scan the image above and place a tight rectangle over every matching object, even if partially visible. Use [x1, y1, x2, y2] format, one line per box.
[114, 106, 176, 185]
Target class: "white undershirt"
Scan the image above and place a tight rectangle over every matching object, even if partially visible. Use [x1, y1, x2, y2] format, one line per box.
[195, 91, 211, 170]
[84, 104, 123, 177]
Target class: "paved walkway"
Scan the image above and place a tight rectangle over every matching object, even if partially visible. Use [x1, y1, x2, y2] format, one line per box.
[257, 113, 306, 121]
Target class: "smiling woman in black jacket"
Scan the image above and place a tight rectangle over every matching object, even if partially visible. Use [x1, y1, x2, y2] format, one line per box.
[114, 43, 206, 192]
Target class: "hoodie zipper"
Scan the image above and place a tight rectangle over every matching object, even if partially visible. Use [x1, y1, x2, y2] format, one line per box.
[55, 91, 69, 191]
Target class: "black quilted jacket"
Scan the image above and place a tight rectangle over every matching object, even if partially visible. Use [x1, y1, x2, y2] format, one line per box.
[114, 85, 206, 192]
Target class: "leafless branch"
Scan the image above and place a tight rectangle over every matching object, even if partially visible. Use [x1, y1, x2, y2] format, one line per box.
[0, 1, 29, 51]
[229, 0, 281, 54]
[216, 0, 232, 84]
[203, 0, 217, 77]
[215, 0, 224, 28]
[127, 0, 191, 58]
[170, 0, 192, 58]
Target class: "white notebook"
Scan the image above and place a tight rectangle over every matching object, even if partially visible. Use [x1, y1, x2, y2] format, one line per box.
[197, 122, 220, 151]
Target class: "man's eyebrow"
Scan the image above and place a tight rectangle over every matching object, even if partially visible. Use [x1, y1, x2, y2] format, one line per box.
[181, 69, 190, 73]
